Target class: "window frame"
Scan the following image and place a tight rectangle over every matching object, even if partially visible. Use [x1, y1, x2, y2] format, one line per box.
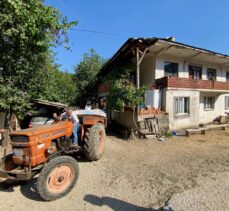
[189, 65, 202, 80]
[174, 96, 190, 115]
[206, 68, 217, 81]
[204, 96, 215, 110]
[226, 71, 229, 82]
[225, 96, 229, 110]
[164, 61, 179, 77]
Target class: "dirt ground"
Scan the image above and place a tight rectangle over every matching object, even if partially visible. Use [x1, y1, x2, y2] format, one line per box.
[0, 129, 229, 211]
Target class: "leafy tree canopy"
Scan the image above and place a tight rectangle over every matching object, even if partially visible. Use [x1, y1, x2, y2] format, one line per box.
[41, 64, 76, 104]
[107, 79, 144, 111]
[74, 49, 106, 105]
[0, 0, 77, 118]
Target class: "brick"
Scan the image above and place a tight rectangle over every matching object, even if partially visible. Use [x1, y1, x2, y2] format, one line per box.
[155, 77, 229, 90]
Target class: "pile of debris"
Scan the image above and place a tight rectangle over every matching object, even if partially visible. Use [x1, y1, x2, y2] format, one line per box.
[213, 112, 229, 124]
[138, 117, 160, 139]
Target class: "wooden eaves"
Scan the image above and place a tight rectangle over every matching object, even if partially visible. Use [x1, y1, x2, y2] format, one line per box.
[97, 37, 229, 83]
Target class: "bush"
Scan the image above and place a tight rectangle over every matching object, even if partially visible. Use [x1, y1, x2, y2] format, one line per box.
[107, 79, 144, 111]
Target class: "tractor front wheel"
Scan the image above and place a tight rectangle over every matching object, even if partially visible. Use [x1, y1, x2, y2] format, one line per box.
[37, 156, 79, 201]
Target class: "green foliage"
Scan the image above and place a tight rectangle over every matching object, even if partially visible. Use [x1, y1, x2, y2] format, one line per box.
[0, 0, 77, 118]
[102, 63, 145, 111]
[107, 79, 145, 111]
[42, 68, 76, 104]
[103, 62, 135, 82]
[74, 49, 106, 105]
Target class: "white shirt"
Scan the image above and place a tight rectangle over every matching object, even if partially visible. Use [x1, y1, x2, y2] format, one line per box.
[61, 111, 79, 125]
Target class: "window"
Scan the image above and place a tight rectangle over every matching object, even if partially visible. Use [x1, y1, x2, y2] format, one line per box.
[207, 68, 216, 80]
[204, 96, 215, 110]
[164, 61, 178, 77]
[225, 96, 229, 110]
[226, 72, 229, 82]
[175, 97, 190, 114]
[189, 65, 202, 79]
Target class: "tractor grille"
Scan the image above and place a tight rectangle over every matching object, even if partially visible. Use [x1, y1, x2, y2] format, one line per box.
[11, 136, 28, 143]
[13, 148, 31, 159]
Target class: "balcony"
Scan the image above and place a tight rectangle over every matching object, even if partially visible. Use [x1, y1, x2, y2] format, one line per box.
[155, 76, 229, 91]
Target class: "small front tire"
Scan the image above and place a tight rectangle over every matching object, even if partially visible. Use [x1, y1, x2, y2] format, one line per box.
[37, 156, 79, 201]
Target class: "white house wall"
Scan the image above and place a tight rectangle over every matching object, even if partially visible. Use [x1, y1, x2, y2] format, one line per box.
[165, 90, 200, 130]
[155, 56, 188, 79]
[199, 93, 229, 124]
[136, 52, 229, 130]
[154, 55, 229, 81]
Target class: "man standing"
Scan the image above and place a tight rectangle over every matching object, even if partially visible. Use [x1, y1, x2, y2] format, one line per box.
[60, 107, 80, 146]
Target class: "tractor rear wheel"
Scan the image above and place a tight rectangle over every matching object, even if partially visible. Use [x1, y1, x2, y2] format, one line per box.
[84, 123, 106, 161]
[37, 156, 79, 201]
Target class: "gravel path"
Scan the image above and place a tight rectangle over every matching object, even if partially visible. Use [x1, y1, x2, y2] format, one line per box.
[164, 172, 229, 211]
[0, 129, 228, 211]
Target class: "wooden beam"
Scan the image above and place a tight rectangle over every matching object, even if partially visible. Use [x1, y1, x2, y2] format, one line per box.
[220, 61, 229, 67]
[155, 45, 173, 57]
[136, 47, 148, 89]
[184, 52, 202, 63]
[183, 52, 202, 70]
[137, 48, 148, 65]
[136, 47, 140, 89]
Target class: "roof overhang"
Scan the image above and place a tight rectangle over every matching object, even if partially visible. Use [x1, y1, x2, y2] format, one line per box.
[31, 99, 67, 108]
[148, 39, 229, 66]
[98, 37, 229, 79]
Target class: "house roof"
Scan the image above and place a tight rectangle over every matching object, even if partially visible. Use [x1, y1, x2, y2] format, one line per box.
[31, 99, 67, 108]
[98, 37, 229, 78]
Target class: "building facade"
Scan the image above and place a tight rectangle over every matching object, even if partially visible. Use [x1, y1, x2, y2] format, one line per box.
[98, 38, 229, 130]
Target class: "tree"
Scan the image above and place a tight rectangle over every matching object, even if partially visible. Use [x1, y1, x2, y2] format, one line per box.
[107, 79, 144, 111]
[74, 49, 105, 105]
[0, 0, 76, 119]
[42, 67, 76, 104]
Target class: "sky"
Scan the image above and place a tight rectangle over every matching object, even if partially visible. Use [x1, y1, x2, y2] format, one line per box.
[45, 0, 229, 73]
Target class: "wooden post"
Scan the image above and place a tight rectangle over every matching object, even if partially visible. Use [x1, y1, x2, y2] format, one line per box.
[136, 47, 147, 89]
[136, 47, 140, 89]
[201, 129, 206, 135]
[221, 126, 226, 131]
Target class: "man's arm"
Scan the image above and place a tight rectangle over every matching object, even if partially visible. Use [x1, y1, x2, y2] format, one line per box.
[60, 112, 67, 120]
[72, 112, 79, 124]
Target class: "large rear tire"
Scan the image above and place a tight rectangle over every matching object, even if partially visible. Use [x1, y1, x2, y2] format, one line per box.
[37, 156, 79, 201]
[84, 123, 106, 161]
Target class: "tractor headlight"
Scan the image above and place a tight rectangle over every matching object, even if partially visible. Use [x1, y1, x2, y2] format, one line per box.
[47, 147, 54, 154]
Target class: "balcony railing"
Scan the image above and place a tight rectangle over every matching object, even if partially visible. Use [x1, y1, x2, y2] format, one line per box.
[155, 76, 229, 90]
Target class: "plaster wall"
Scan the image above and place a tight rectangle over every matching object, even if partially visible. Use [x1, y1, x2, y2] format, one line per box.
[154, 56, 229, 83]
[199, 93, 229, 124]
[165, 90, 200, 130]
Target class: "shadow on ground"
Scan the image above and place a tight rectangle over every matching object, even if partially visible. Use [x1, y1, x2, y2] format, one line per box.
[19, 177, 43, 201]
[0, 179, 21, 192]
[0, 178, 43, 201]
[84, 194, 174, 211]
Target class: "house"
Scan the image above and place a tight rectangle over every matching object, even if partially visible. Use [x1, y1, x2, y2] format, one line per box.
[97, 37, 229, 131]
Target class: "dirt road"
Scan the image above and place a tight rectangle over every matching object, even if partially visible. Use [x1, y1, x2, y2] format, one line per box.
[0, 129, 229, 210]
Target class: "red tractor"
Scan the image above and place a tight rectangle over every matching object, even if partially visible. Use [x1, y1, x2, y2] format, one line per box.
[0, 113, 106, 201]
